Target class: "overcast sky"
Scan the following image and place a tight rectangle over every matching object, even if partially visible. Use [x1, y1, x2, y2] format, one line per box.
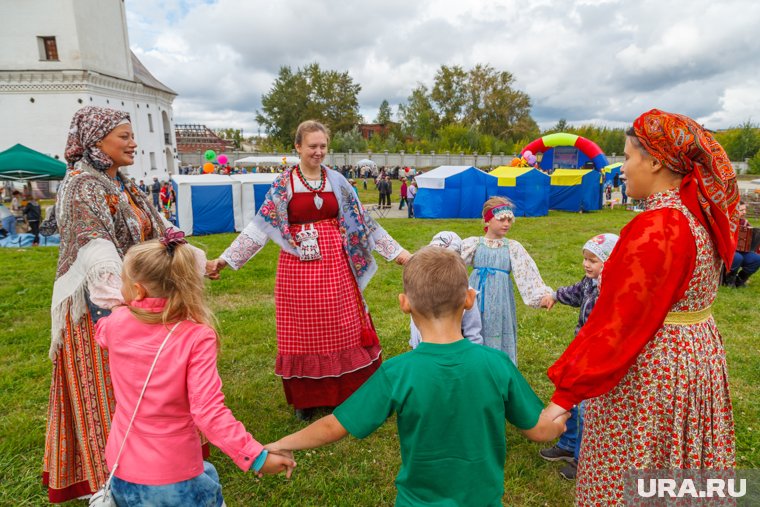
[126, 0, 760, 135]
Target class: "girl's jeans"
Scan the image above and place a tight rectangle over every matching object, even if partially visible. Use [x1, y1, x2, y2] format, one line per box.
[111, 461, 224, 507]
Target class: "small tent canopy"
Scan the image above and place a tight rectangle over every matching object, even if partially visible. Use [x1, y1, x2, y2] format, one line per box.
[602, 162, 622, 185]
[0, 144, 67, 180]
[414, 166, 496, 219]
[234, 156, 300, 166]
[230, 173, 278, 226]
[550, 169, 603, 212]
[489, 166, 550, 217]
[171, 175, 242, 235]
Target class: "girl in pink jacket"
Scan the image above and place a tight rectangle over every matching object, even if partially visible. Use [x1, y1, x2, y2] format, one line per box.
[95, 231, 295, 506]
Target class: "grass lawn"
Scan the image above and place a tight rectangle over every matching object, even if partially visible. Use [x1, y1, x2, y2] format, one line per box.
[1, 200, 758, 506]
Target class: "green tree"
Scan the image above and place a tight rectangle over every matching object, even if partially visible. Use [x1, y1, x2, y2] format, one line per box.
[256, 63, 362, 147]
[375, 100, 393, 124]
[716, 120, 760, 161]
[462, 64, 534, 140]
[398, 84, 438, 141]
[431, 65, 468, 125]
[330, 127, 368, 153]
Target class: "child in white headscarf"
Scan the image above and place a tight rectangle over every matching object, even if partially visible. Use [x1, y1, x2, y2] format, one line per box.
[409, 231, 483, 349]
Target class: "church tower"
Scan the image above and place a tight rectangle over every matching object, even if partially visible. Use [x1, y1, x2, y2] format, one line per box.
[0, 0, 178, 180]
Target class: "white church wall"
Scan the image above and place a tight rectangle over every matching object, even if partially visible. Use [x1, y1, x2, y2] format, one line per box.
[0, 0, 178, 183]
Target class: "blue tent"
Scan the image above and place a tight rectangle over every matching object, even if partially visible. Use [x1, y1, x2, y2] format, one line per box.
[231, 173, 279, 226]
[171, 175, 242, 235]
[414, 166, 497, 219]
[549, 169, 603, 212]
[489, 166, 550, 217]
[603, 162, 622, 185]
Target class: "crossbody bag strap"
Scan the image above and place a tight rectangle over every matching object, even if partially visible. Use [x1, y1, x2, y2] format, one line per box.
[105, 320, 183, 484]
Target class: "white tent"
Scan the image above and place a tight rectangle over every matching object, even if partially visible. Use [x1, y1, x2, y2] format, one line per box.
[234, 155, 300, 166]
[230, 173, 278, 226]
[171, 175, 243, 235]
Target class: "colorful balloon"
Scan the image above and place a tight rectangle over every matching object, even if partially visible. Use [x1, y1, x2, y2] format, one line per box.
[510, 157, 521, 167]
[523, 150, 533, 159]
[527, 154, 537, 165]
[203, 162, 215, 173]
[204, 150, 216, 161]
[217, 154, 228, 165]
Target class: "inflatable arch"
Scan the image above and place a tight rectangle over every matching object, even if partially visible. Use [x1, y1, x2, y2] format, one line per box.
[521, 133, 609, 171]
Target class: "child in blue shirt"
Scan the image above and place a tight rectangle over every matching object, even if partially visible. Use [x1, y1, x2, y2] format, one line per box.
[539, 233, 619, 480]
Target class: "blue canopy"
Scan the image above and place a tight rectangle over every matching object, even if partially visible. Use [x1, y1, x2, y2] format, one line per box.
[171, 175, 242, 235]
[414, 166, 496, 219]
[549, 169, 603, 212]
[489, 166, 550, 217]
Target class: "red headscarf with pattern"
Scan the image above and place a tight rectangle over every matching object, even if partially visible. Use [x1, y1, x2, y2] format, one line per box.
[65, 106, 131, 171]
[632, 109, 740, 267]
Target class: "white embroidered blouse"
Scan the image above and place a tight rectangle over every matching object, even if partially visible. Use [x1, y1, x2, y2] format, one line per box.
[460, 236, 552, 308]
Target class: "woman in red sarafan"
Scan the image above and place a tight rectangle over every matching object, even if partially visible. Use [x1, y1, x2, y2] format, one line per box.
[544, 109, 740, 505]
[209, 120, 410, 420]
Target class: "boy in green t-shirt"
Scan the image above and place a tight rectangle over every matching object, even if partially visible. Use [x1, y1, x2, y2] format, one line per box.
[268, 247, 569, 506]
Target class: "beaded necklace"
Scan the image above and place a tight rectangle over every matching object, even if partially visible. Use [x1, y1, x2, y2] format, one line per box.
[109, 173, 125, 192]
[295, 165, 327, 209]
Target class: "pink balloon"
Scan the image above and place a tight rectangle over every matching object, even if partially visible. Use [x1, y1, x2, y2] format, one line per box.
[523, 150, 533, 158]
[528, 155, 537, 165]
[217, 154, 228, 165]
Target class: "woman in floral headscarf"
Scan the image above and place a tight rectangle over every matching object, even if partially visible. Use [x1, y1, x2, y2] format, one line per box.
[544, 109, 739, 505]
[42, 106, 207, 502]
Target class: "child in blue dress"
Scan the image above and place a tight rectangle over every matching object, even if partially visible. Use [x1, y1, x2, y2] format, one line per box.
[461, 197, 552, 364]
[538, 232, 619, 480]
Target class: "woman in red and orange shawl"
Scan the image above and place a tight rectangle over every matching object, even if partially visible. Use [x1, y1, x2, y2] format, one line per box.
[544, 109, 740, 505]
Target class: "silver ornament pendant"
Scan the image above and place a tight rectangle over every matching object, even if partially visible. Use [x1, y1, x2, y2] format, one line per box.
[313, 194, 324, 210]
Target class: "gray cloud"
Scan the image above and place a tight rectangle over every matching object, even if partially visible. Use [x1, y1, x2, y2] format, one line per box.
[126, 0, 760, 132]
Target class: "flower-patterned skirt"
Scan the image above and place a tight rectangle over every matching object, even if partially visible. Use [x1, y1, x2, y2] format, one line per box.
[576, 317, 735, 505]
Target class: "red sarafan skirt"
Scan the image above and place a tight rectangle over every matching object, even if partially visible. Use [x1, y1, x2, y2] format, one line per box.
[275, 218, 381, 409]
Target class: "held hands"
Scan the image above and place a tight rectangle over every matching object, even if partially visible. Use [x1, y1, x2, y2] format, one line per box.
[256, 449, 296, 479]
[540, 293, 556, 310]
[542, 402, 571, 439]
[395, 250, 412, 265]
[205, 258, 227, 280]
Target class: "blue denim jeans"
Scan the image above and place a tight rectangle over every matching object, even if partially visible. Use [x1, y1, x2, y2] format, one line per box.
[732, 251, 760, 275]
[111, 461, 224, 507]
[557, 401, 585, 461]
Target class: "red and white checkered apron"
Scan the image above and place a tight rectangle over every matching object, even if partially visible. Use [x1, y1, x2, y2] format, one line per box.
[274, 186, 380, 390]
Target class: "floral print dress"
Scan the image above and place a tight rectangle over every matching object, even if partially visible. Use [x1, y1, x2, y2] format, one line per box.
[548, 189, 735, 505]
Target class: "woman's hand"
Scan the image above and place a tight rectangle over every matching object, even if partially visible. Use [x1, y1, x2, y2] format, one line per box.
[395, 250, 412, 265]
[205, 258, 227, 280]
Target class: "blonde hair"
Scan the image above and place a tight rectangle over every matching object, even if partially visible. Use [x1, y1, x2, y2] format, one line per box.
[482, 196, 514, 220]
[403, 246, 468, 319]
[295, 120, 331, 146]
[123, 240, 217, 338]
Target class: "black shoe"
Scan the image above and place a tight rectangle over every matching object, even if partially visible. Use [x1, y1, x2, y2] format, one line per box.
[539, 445, 575, 462]
[294, 408, 315, 421]
[559, 460, 578, 481]
[735, 271, 751, 288]
[723, 270, 738, 287]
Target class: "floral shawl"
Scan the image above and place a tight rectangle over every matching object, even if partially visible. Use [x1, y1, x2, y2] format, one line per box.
[50, 162, 165, 358]
[251, 166, 386, 290]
